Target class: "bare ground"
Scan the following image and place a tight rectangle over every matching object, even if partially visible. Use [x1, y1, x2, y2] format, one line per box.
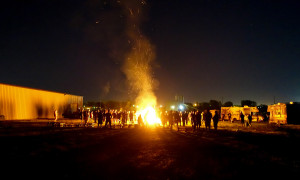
[1, 121, 300, 179]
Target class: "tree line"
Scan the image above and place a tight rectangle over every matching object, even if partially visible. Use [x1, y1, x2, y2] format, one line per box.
[84, 99, 266, 112]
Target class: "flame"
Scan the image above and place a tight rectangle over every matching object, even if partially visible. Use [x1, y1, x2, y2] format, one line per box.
[136, 106, 161, 126]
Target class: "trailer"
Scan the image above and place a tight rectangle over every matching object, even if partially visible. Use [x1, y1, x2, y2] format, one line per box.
[267, 102, 300, 125]
[221, 106, 260, 122]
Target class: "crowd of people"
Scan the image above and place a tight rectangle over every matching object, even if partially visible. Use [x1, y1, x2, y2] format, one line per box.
[78, 108, 221, 131]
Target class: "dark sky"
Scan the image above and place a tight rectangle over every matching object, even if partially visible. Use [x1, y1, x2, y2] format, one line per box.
[1, 0, 299, 105]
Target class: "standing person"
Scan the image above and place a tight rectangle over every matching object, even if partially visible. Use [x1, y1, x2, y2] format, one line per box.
[248, 113, 252, 127]
[79, 108, 82, 120]
[174, 111, 180, 127]
[191, 111, 196, 131]
[83, 110, 89, 126]
[182, 111, 188, 126]
[161, 111, 167, 127]
[195, 111, 202, 130]
[138, 114, 143, 127]
[204, 109, 212, 130]
[240, 112, 245, 126]
[213, 111, 219, 130]
[129, 111, 134, 124]
[105, 109, 112, 128]
[168, 111, 174, 129]
[54, 109, 58, 121]
[93, 110, 97, 123]
[228, 113, 232, 123]
[98, 110, 103, 128]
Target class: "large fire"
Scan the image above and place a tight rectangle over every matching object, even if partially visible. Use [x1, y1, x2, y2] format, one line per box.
[136, 106, 161, 126]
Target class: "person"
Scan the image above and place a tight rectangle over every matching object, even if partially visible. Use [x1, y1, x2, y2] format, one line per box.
[98, 110, 103, 128]
[204, 109, 212, 130]
[129, 111, 134, 124]
[93, 110, 97, 123]
[191, 111, 196, 131]
[174, 111, 180, 127]
[213, 111, 219, 130]
[248, 113, 252, 127]
[240, 112, 245, 126]
[182, 111, 188, 126]
[161, 111, 167, 127]
[138, 114, 143, 127]
[105, 109, 112, 128]
[83, 110, 89, 126]
[168, 111, 174, 129]
[195, 111, 202, 130]
[221, 114, 225, 121]
[228, 113, 232, 123]
[54, 109, 58, 121]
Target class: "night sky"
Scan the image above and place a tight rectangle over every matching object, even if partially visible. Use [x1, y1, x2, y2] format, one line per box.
[1, 0, 299, 105]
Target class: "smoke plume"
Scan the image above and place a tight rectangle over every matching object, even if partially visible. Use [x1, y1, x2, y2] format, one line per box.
[121, 0, 158, 107]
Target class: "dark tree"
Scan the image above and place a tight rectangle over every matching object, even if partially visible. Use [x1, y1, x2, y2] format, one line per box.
[258, 104, 268, 114]
[198, 102, 210, 111]
[223, 101, 233, 107]
[209, 100, 221, 110]
[241, 100, 257, 107]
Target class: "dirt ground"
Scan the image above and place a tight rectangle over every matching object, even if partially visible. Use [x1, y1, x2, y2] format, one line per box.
[1, 120, 300, 179]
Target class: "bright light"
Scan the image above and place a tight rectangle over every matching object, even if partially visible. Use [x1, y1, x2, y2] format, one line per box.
[136, 106, 161, 126]
[179, 104, 184, 110]
[290, 101, 294, 104]
[160, 105, 163, 108]
[194, 103, 197, 106]
[171, 105, 175, 109]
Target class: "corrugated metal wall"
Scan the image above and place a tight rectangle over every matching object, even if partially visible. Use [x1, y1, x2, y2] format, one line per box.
[0, 83, 83, 120]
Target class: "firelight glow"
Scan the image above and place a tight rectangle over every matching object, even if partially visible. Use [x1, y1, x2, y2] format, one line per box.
[136, 106, 161, 126]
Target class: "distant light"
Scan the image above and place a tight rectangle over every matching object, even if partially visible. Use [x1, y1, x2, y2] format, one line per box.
[179, 105, 184, 110]
[290, 102, 294, 104]
[133, 105, 135, 107]
[160, 105, 163, 108]
[194, 103, 197, 106]
[171, 105, 175, 109]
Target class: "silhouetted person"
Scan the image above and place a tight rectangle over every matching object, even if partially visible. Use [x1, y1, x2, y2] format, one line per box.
[240, 112, 245, 126]
[138, 114, 143, 127]
[195, 111, 202, 130]
[204, 109, 212, 130]
[161, 111, 167, 127]
[93, 110, 97, 123]
[191, 111, 196, 131]
[129, 111, 134, 124]
[98, 110, 103, 128]
[168, 111, 174, 129]
[83, 110, 89, 126]
[248, 113, 252, 127]
[105, 110, 112, 128]
[228, 113, 232, 123]
[174, 111, 180, 127]
[213, 111, 219, 130]
[182, 111, 188, 126]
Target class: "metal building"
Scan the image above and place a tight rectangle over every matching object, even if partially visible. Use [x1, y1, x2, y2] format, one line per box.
[0, 83, 83, 120]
